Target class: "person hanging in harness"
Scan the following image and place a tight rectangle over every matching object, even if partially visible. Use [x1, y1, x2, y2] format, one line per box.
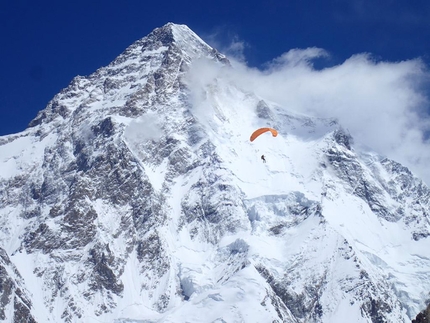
[261, 155, 266, 163]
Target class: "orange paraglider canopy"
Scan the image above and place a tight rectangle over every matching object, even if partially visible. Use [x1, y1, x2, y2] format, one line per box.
[250, 127, 278, 142]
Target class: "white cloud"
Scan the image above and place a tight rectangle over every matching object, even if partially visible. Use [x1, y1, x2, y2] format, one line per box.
[125, 112, 163, 142]
[264, 47, 329, 69]
[188, 46, 430, 184]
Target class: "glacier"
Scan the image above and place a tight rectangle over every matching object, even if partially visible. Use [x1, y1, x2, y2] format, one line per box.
[0, 23, 429, 322]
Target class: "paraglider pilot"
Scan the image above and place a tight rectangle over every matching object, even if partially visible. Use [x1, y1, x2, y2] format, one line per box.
[261, 155, 266, 163]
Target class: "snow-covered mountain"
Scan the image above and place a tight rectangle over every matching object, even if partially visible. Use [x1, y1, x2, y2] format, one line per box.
[0, 23, 429, 323]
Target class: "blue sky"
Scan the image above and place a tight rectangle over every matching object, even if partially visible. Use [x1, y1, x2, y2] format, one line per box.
[1, 0, 430, 136]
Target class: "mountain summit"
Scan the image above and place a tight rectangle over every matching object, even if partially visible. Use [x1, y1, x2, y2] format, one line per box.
[0, 23, 429, 323]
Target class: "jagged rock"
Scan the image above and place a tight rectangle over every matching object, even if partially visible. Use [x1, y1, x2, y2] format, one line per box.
[412, 304, 430, 323]
[0, 249, 36, 322]
[333, 128, 353, 150]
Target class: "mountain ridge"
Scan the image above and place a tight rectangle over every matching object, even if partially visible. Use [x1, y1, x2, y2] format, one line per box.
[0, 22, 429, 323]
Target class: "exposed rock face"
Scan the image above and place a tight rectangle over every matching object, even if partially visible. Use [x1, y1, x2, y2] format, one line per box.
[0, 248, 36, 323]
[413, 304, 430, 323]
[0, 23, 429, 322]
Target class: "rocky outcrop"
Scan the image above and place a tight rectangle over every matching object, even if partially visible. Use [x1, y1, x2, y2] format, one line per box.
[413, 304, 430, 323]
[0, 249, 36, 322]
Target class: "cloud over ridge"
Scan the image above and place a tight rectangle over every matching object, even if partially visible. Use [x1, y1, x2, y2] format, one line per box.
[189, 43, 430, 184]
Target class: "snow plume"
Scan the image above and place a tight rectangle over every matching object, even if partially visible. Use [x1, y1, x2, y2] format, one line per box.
[202, 27, 248, 63]
[223, 38, 247, 63]
[124, 112, 163, 142]
[186, 47, 430, 184]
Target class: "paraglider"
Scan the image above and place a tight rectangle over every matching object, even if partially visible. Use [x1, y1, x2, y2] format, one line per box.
[250, 127, 278, 163]
[250, 127, 278, 142]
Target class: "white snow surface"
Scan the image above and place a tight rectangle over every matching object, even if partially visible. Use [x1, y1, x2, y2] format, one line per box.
[0, 23, 429, 323]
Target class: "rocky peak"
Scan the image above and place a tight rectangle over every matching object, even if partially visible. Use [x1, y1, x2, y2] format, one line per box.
[106, 23, 228, 68]
[27, 23, 229, 131]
